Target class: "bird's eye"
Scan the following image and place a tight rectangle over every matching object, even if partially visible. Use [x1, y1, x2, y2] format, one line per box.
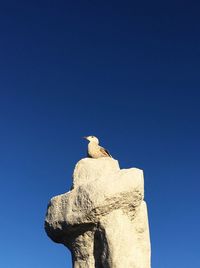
[91, 136, 94, 138]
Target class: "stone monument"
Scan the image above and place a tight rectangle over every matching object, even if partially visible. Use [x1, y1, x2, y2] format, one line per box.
[45, 157, 151, 268]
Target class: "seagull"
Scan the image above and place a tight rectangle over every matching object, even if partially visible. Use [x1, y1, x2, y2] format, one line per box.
[83, 136, 112, 158]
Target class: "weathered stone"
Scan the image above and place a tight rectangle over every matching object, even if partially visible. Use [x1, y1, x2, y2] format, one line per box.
[45, 158, 151, 268]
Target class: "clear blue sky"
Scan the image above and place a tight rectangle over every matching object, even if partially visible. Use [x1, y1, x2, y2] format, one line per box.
[0, 1, 200, 267]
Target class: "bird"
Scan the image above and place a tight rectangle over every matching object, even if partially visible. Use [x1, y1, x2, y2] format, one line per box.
[83, 136, 112, 158]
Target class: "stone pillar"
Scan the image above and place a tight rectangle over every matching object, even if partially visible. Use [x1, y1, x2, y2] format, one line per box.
[45, 158, 151, 268]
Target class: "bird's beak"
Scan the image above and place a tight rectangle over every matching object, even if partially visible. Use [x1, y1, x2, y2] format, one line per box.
[83, 136, 88, 140]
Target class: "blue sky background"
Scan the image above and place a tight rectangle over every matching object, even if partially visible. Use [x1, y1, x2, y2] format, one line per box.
[0, 1, 200, 267]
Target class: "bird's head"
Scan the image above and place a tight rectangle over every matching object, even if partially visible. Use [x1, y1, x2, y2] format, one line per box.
[83, 135, 99, 144]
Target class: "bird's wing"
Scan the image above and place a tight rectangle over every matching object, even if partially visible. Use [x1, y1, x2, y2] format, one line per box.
[100, 146, 112, 157]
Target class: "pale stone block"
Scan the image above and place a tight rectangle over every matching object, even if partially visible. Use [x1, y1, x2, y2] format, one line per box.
[45, 158, 151, 268]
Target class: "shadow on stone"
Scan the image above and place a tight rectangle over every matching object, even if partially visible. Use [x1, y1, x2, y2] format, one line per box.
[93, 228, 105, 268]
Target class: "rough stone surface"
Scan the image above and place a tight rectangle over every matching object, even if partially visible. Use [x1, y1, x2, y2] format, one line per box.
[45, 158, 151, 268]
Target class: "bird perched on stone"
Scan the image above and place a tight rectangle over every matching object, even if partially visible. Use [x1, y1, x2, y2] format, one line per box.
[83, 136, 112, 158]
